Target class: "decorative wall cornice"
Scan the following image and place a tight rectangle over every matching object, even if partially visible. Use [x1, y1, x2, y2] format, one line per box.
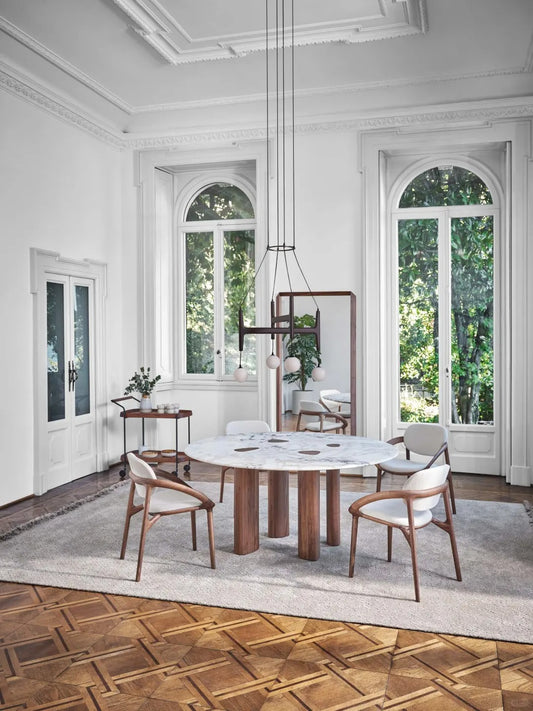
[0, 16, 132, 114]
[2, 59, 532, 151]
[0, 65, 124, 148]
[124, 101, 533, 150]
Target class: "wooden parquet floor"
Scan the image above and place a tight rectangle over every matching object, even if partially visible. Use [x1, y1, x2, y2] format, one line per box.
[0, 580, 532, 710]
[0, 453, 532, 710]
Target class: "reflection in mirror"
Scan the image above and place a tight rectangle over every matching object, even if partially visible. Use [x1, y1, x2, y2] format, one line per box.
[275, 292, 356, 434]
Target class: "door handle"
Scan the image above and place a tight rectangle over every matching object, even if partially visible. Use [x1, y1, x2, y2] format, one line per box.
[68, 361, 78, 391]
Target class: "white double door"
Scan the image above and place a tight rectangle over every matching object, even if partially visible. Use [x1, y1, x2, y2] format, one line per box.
[44, 274, 96, 489]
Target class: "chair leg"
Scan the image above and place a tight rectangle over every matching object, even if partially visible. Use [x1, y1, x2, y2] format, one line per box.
[445, 449, 456, 514]
[219, 468, 227, 503]
[376, 466, 382, 492]
[349, 515, 359, 577]
[387, 526, 393, 561]
[135, 506, 151, 582]
[443, 490, 462, 581]
[120, 483, 136, 559]
[405, 502, 421, 602]
[207, 509, 216, 569]
[191, 510, 197, 550]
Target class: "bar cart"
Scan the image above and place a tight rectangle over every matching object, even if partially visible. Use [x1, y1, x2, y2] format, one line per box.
[111, 396, 192, 478]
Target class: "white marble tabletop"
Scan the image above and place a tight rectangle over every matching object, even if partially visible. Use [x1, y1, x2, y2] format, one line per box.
[323, 392, 351, 404]
[185, 431, 397, 471]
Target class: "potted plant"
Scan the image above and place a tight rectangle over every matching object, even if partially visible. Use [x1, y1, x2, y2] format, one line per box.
[124, 367, 161, 411]
[283, 314, 322, 413]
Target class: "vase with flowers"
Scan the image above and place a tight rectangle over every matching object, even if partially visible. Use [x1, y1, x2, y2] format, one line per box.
[124, 367, 161, 411]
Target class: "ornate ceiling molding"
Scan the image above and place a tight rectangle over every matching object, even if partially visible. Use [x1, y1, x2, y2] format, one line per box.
[0, 16, 133, 114]
[0, 64, 123, 148]
[111, 0, 426, 65]
[2, 59, 531, 151]
[124, 100, 533, 150]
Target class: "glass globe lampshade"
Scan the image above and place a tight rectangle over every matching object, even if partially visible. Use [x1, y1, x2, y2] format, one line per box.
[266, 354, 281, 369]
[284, 356, 300, 373]
[311, 366, 326, 382]
[233, 367, 248, 382]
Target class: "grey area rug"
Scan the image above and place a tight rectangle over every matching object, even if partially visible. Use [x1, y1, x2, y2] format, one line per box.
[0, 481, 531, 643]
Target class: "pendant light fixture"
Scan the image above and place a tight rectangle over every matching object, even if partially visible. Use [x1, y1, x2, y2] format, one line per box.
[234, 0, 324, 383]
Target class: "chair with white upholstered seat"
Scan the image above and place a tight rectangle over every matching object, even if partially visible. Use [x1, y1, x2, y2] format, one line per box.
[320, 388, 351, 418]
[348, 463, 461, 602]
[376, 422, 456, 514]
[296, 400, 347, 434]
[120, 452, 216, 581]
[219, 420, 271, 502]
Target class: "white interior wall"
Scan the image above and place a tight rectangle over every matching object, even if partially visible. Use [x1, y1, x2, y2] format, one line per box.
[1, 84, 532, 507]
[0, 91, 132, 506]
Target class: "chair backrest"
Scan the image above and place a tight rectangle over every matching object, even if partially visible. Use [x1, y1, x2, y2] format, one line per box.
[320, 389, 340, 410]
[127, 452, 157, 499]
[320, 389, 340, 400]
[403, 463, 450, 510]
[225, 420, 271, 435]
[404, 423, 448, 457]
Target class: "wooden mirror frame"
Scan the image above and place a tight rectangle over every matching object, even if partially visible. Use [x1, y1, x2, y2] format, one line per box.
[275, 291, 356, 434]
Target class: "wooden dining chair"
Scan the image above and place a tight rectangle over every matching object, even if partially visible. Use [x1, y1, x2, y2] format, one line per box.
[120, 452, 216, 581]
[376, 423, 456, 514]
[320, 389, 351, 418]
[219, 420, 271, 502]
[296, 400, 348, 434]
[348, 464, 461, 602]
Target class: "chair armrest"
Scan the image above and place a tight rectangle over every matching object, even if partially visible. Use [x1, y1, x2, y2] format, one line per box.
[324, 412, 348, 427]
[348, 484, 447, 515]
[425, 442, 448, 468]
[132, 473, 214, 508]
[386, 435, 404, 446]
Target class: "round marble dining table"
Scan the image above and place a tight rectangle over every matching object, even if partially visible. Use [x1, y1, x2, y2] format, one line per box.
[185, 431, 397, 561]
[324, 392, 351, 405]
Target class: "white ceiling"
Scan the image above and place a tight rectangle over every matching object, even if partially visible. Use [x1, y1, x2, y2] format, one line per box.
[0, 0, 532, 136]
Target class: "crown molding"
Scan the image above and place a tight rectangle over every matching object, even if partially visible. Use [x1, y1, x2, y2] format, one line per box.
[0, 63, 124, 148]
[111, 0, 426, 65]
[125, 99, 533, 150]
[525, 33, 533, 74]
[134, 66, 528, 115]
[2, 58, 531, 150]
[0, 16, 133, 114]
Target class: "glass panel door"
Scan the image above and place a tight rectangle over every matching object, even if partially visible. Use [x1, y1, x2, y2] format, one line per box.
[223, 229, 256, 376]
[398, 218, 439, 423]
[450, 215, 494, 424]
[185, 231, 214, 374]
[47, 281, 66, 422]
[74, 284, 91, 416]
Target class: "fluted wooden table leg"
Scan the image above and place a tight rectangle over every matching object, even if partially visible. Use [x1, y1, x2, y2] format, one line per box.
[326, 468, 340, 546]
[268, 470, 289, 537]
[298, 470, 320, 560]
[234, 467, 259, 554]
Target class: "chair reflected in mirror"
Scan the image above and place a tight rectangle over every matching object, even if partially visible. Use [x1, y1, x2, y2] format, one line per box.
[296, 400, 347, 434]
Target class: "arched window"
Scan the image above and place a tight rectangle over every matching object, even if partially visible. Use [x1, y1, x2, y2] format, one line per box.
[395, 165, 495, 426]
[180, 182, 256, 379]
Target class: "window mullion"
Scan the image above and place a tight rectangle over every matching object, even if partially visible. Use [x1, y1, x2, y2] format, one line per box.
[214, 226, 225, 379]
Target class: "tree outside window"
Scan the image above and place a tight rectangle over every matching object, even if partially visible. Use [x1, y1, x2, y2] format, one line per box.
[182, 182, 256, 378]
[398, 166, 494, 425]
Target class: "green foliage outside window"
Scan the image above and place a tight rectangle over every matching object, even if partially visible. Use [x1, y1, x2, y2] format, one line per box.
[184, 183, 256, 376]
[399, 166, 494, 425]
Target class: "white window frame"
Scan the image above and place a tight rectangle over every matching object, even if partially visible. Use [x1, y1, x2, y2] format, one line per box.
[390, 200, 500, 433]
[174, 172, 258, 388]
[360, 121, 532, 484]
[177, 215, 257, 383]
